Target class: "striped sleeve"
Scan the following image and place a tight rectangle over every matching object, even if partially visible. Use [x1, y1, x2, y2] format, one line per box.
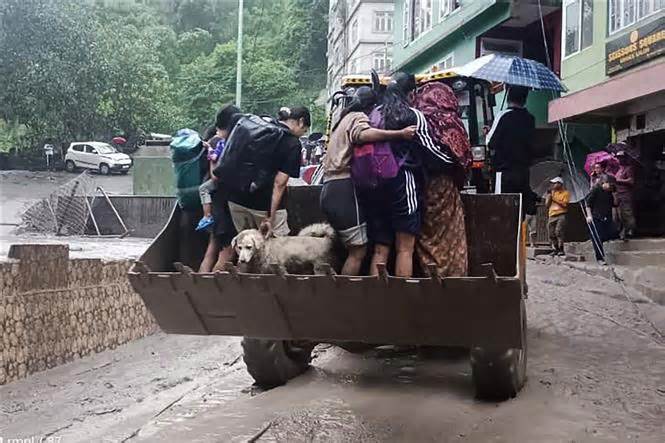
[412, 108, 454, 164]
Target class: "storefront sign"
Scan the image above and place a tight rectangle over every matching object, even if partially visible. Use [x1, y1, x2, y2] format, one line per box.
[606, 18, 665, 75]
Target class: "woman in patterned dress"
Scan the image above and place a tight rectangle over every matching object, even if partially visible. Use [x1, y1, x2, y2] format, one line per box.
[411, 82, 471, 277]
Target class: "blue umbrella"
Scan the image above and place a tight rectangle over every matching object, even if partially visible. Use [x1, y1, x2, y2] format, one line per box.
[457, 54, 566, 92]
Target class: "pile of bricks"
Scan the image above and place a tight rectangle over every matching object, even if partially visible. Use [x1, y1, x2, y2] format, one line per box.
[0, 244, 157, 385]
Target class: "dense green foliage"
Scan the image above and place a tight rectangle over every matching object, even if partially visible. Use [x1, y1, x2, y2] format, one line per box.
[0, 0, 329, 151]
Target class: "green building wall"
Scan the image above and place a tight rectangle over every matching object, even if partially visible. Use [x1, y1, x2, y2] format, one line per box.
[559, 0, 609, 93]
[393, 1, 555, 128]
[394, 0, 508, 73]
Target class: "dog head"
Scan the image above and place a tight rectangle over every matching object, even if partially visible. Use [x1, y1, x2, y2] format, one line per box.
[231, 229, 266, 266]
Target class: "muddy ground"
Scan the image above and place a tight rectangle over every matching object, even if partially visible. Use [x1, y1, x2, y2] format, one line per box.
[1, 261, 664, 442]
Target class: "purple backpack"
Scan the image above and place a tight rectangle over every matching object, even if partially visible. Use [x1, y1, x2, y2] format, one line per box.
[351, 108, 402, 189]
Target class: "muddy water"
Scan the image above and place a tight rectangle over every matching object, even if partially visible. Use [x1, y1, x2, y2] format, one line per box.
[2, 262, 665, 442]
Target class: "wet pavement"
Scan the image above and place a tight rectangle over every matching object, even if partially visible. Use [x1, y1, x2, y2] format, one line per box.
[2, 262, 664, 442]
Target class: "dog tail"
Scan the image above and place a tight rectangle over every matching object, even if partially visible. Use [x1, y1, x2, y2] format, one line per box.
[297, 223, 336, 240]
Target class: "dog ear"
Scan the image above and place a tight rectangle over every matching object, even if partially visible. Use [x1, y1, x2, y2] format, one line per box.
[231, 235, 238, 249]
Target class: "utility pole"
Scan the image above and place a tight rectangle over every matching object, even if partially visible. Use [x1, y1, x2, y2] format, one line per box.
[235, 0, 244, 108]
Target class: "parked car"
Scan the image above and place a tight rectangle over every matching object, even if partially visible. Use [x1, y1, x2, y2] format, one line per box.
[65, 142, 132, 175]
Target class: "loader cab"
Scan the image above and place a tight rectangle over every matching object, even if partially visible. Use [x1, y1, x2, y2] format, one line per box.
[327, 72, 497, 193]
[416, 70, 497, 193]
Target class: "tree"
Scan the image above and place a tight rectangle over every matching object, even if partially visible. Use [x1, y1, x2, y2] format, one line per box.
[0, 0, 106, 142]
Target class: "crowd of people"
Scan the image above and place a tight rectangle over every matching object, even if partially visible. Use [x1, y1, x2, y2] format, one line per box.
[321, 72, 471, 278]
[538, 143, 638, 266]
[187, 71, 474, 278]
[196, 104, 311, 273]
[585, 146, 637, 265]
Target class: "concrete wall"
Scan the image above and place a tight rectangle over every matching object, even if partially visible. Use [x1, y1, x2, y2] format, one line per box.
[132, 145, 176, 197]
[0, 244, 157, 385]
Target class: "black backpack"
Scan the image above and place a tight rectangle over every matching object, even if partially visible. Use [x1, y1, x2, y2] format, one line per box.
[213, 114, 287, 195]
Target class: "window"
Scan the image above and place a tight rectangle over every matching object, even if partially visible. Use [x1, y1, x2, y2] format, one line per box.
[403, 0, 411, 45]
[412, 0, 433, 41]
[373, 53, 392, 72]
[373, 11, 394, 33]
[350, 19, 359, 46]
[609, 0, 664, 34]
[439, 53, 454, 70]
[480, 38, 523, 57]
[440, 0, 459, 20]
[72, 144, 83, 152]
[563, 0, 593, 57]
[349, 58, 357, 74]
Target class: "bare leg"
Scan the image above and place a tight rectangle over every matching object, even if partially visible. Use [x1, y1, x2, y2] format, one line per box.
[202, 203, 213, 218]
[370, 244, 391, 276]
[341, 245, 367, 276]
[395, 232, 416, 278]
[212, 245, 235, 272]
[199, 234, 219, 273]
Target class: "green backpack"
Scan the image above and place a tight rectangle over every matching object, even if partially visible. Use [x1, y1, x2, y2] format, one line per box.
[170, 129, 205, 211]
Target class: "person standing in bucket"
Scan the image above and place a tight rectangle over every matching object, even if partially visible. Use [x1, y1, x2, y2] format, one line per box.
[321, 86, 415, 276]
[487, 85, 537, 217]
[545, 177, 570, 256]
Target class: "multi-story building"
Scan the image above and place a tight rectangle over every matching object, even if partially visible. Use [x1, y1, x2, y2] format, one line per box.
[393, 1, 563, 139]
[327, 0, 396, 94]
[549, 0, 665, 235]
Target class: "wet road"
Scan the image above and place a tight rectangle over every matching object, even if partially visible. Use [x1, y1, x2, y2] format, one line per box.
[2, 262, 664, 442]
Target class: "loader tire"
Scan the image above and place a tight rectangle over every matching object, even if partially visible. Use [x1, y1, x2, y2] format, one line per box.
[470, 300, 527, 400]
[241, 338, 315, 388]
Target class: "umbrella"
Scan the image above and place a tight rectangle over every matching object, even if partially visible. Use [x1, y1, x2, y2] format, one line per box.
[457, 54, 566, 92]
[584, 151, 620, 176]
[112, 136, 127, 145]
[605, 142, 641, 163]
[530, 161, 589, 203]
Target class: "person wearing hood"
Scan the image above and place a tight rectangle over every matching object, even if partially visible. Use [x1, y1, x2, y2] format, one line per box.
[321, 86, 416, 275]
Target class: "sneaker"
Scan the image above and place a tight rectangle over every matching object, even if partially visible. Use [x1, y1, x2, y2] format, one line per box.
[556, 250, 565, 257]
[196, 216, 214, 231]
[599, 260, 608, 266]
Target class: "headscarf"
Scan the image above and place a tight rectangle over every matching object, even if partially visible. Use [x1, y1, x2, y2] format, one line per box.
[411, 82, 472, 171]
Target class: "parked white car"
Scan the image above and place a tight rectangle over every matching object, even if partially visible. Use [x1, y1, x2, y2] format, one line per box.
[64, 142, 133, 175]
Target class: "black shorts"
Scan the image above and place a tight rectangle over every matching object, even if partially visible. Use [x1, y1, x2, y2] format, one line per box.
[320, 178, 368, 246]
[360, 168, 423, 246]
[211, 189, 238, 247]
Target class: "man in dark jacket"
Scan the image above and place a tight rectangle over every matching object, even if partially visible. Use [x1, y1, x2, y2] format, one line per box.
[487, 85, 537, 215]
[586, 165, 616, 265]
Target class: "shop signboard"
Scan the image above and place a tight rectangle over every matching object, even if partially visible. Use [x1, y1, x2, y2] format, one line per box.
[606, 18, 665, 75]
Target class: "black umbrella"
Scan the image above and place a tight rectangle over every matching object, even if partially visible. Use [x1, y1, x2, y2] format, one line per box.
[530, 161, 589, 203]
[605, 142, 641, 164]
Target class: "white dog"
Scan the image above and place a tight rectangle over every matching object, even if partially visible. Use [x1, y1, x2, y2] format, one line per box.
[232, 223, 342, 275]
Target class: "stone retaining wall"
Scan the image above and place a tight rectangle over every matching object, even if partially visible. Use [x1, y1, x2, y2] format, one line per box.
[0, 244, 157, 385]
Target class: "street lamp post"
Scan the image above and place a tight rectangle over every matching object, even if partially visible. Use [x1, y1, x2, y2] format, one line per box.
[235, 0, 244, 108]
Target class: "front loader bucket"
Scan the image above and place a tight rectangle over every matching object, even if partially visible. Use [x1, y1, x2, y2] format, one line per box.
[129, 187, 525, 350]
